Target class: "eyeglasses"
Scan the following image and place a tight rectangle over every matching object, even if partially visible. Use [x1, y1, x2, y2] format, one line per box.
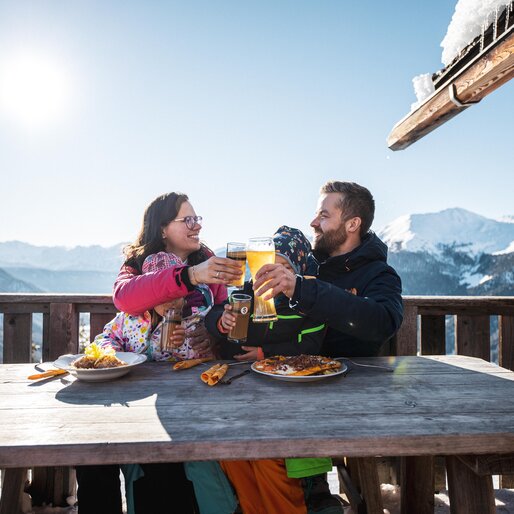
[171, 216, 203, 230]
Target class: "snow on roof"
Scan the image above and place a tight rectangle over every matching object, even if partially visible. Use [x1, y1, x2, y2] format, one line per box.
[410, 0, 510, 108]
[441, 0, 509, 65]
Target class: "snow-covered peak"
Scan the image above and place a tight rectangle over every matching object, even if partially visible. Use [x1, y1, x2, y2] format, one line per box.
[379, 207, 514, 255]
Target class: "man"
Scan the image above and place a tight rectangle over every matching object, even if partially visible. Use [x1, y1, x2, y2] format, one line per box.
[254, 180, 403, 357]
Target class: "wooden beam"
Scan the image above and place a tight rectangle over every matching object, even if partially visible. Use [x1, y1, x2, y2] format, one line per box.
[388, 27, 514, 151]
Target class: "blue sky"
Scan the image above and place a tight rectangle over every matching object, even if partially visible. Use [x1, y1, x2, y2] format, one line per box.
[0, 1, 513, 250]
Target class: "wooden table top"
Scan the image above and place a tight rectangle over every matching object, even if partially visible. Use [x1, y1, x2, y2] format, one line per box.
[1, 355, 514, 468]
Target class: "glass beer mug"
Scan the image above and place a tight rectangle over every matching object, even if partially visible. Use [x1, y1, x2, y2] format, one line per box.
[247, 237, 278, 323]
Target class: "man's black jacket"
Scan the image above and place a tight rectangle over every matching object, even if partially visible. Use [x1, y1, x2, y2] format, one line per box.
[290, 232, 403, 357]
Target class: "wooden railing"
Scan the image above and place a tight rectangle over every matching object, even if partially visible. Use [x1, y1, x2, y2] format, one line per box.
[1, 294, 514, 366]
[1, 293, 514, 509]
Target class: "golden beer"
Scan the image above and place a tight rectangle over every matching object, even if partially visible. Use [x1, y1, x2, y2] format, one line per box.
[247, 237, 277, 323]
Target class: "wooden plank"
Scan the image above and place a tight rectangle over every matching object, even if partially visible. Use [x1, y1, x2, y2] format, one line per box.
[0, 304, 50, 314]
[420, 315, 446, 355]
[89, 313, 115, 343]
[446, 456, 495, 514]
[356, 458, 383, 514]
[28, 466, 75, 507]
[455, 315, 490, 361]
[76, 303, 116, 314]
[499, 315, 514, 371]
[388, 27, 514, 150]
[404, 296, 514, 316]
[0, 468, 26, 514]
[0, 294, 113, 305]
[46, 303, 79, 360]
[457, 453, 514, 475]
[434, 456, 447, 494]
[2, 313, 32, 364]
[400, 456, 434, 514]
[393, 303, 418, 356]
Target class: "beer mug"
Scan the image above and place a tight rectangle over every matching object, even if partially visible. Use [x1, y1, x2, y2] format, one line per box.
[226, 242, 246, 289]
[247, 237, 278, 323]
[227, 293, 252, 343]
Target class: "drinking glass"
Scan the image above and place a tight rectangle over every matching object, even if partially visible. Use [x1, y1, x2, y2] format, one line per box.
[159, 299, 184, 352]
[247, 237, 278, 323]
[226, 242, 246, 289]
[227, 293, 252, 343]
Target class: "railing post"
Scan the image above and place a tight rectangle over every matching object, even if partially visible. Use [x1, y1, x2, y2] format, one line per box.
[44, 303, 79, 360]
[3, 313, 32, 364]
[455, 315, 490, 361]
[394, 303, 418, 356]
[420, 315, 446, 355]
[499, 315, 514, 488]
[89, 313, 116, 343]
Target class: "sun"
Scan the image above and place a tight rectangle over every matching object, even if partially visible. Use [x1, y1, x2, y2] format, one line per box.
[0, 52, 72, 130]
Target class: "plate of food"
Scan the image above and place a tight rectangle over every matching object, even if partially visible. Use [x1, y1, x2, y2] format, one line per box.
[53, 343, 147, 382]
[251, 355, 347, 382]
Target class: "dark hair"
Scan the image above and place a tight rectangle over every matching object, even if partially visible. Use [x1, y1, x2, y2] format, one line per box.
[320, 181, 375, 236]
[124, 192, 213, 272]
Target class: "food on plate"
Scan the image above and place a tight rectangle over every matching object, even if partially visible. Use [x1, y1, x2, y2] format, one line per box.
[172, 357, 213, 370]
[72, 343, 127, 369]
[200, 363, 229, 386]
[253, 355, 341, 376]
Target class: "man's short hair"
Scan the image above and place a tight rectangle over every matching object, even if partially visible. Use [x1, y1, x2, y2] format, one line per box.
[320, 181, 375, 236]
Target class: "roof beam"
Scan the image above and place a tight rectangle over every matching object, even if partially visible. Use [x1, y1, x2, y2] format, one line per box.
[387, 27, 514, 151]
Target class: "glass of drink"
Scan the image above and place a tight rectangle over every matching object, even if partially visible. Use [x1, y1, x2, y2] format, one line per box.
[227, 293, 252, 343]
[226, 242, 246, 289]
[247, 237, 278, 323]
[160, 302, 183, 352]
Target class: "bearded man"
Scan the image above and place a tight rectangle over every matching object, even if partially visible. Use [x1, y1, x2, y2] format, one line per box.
[254, 180, 403, 357]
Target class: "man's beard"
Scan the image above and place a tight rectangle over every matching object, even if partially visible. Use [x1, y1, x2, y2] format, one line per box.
[313, 224, 347, 255]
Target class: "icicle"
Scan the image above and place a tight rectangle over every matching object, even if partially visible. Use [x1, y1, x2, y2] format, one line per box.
[493, 6, 499, 40]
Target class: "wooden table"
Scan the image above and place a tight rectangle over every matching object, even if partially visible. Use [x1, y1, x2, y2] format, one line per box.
[1, 355, 514, 513]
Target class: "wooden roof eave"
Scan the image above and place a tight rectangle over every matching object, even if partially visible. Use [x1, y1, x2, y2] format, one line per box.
[387, 26, 514, 151]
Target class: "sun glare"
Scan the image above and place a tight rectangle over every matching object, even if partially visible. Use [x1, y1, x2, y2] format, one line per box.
[0, 52, 72, 130]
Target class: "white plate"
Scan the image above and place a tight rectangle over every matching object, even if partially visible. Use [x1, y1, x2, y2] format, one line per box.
[251, 361, 348, 382]
[53, 352, 147, 382]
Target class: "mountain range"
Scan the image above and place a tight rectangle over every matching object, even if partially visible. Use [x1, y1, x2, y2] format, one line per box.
[378, 208, 514, 295]
[0, 207, 513, 295]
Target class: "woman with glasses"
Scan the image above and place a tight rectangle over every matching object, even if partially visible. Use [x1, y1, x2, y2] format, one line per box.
[76, 192, 243, 514]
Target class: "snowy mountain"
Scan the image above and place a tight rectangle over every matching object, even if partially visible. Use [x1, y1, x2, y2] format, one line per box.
[0, 241, 126, 272]
[379, 208, 514, 255]
[0, 268, 41, 293]
[1, 208, 513, 295]
[379, 208, 514, 295]
[0, 241, 125, 293]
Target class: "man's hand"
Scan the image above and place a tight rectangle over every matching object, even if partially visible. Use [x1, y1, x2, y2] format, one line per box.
[234, 346, 260, 361]
[253, 263, 297, 300]
[187, 324, 214, 357]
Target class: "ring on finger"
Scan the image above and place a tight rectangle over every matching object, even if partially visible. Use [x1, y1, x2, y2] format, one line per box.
[216, 271, 221, 278]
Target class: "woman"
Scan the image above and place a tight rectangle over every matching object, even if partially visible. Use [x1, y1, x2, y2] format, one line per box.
[76, 192, 243, 514]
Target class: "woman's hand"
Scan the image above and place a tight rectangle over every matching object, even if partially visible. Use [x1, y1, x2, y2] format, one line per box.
[188, 256, 243, 285]
[188, 323, 214, 357]
[253, 263, 297, 300]
[234, 346, 260, 361]
[219, 304, 237, 331]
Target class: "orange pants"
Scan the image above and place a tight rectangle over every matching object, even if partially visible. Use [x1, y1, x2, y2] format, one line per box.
[220, 459, 307, 514]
